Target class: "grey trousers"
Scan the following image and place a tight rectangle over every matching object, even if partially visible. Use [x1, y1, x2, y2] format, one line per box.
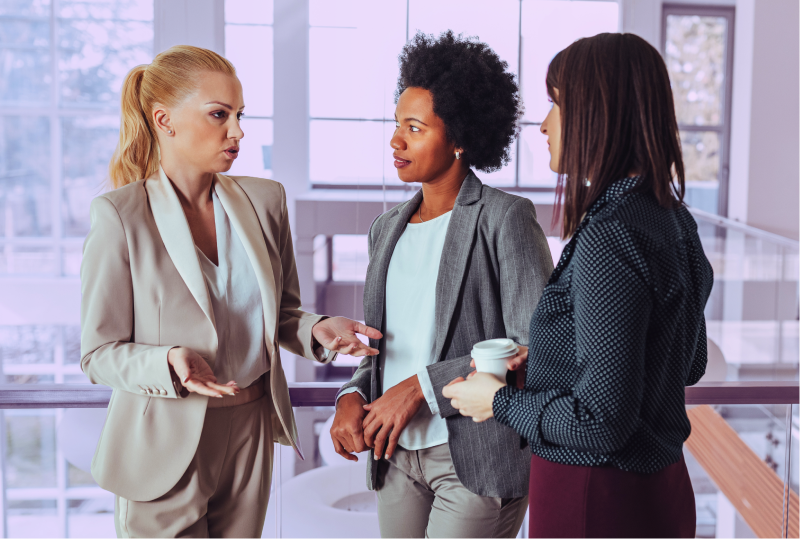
[376, 444, 528, 538]
[114, 394, 273, 538]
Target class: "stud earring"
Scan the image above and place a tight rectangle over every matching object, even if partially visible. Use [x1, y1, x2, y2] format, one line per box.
[167, 130, 173, 135]
[455, 151, 461, 160]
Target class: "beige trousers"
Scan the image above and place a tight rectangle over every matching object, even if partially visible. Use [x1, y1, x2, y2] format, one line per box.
[114, 394, 273, 538]
[376, 444, 528, 538]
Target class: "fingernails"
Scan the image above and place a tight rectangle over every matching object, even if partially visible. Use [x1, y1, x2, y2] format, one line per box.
[216, 395, 223, 398]
[183, 376, 190, 383]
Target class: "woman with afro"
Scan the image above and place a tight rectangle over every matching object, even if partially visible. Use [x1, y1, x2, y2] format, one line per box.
[330, 31, 553, 538]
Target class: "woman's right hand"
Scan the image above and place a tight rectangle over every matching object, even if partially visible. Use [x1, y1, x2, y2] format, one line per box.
[167, 347, 239, 398]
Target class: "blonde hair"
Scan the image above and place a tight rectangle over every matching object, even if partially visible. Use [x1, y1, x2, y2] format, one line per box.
[109, 45, 237, 188]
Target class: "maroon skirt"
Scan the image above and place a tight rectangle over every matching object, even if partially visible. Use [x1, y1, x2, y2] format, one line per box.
[528, 453, 696, 538]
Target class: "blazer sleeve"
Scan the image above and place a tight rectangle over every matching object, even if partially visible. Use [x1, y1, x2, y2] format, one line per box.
[275, 183, 336, 364]
[80, 196, 184, 399]
[427, 198, 554, 418]
[336, 215, 382, 402]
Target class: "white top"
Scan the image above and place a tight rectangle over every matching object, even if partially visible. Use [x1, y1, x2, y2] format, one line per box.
[382, 211, 452, 450]
[197, 191, 269, 387]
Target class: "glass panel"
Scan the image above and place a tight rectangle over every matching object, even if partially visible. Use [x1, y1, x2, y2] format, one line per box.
[62, 243, 82, 276]
[518, 124, 557, 187]
[0, 115, 52, 237]
[225, 0, 273, 25]
[63, 325, 81, 364]
[58, 18, 153, 106]
[226, 118, 273, 178]
[521, 0, 619, 123]
[681, 130, 720, 183]
[310, 120, 398, 185]
[4, 410, 57, 488]
[61, 115, 118, 237]
[0, 8, 52, 103]
[225, 24, 273, 117]
[665, 15, 727, 126]
[58, 0, 153, 21]
[332, 234, 367, 282]
[0, 325, 57, 365]
[0, 244, 58, 275]
[685, 404, 798, 538]
[67, 498, 116, 538]
[408, 0, 519, 78]
[309, 0, 406, 120]
[7, 500, 60, 538]
[0, 0, 51, 17]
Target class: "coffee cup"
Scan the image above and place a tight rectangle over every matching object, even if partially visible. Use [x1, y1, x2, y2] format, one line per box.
[471, 338, 518, 380]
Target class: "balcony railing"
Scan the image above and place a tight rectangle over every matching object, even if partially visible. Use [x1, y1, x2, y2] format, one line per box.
[0, 382, 797, 538]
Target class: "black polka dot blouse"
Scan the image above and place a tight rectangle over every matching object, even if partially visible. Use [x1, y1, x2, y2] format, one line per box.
[493, 176, 714, 474]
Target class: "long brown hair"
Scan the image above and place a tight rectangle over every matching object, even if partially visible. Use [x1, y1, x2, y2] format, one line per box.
[547, 33, 685, 238]
[109, 45, 236, 188]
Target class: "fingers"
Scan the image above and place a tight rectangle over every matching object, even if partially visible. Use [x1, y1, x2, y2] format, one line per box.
[332, 435, 358, 462]
[184, 379, 225, 397]
[442, 378, 465, 399]
[384, 430, 401, 460]
[205, 381, 239, 395]
[354, 322, 383, 340]
[466, 371, 477, 380]
[470, 358, 476, 368]
[363, 415, 381, 448]
[372, 424, 392, 460]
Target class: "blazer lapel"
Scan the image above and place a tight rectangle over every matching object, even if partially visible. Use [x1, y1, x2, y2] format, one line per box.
[432, 172, 483, 362]
[214, 174, 278, 358]
[145, 167, 217, 339]
[364, 189, 423, 336]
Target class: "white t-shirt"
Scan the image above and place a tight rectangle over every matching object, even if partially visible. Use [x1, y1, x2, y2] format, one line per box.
[197, 191, 269, 387]
[381, 211, 452, 450]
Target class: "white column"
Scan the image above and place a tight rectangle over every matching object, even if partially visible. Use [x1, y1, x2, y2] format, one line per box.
[742, 0, 800, 240]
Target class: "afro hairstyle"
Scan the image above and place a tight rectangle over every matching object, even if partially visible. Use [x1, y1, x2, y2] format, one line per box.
[395, 30, 523, 172]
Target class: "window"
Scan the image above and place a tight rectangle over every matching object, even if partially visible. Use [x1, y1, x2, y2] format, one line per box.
[0, 0, 153, 277]
[662, 4, 735, 216]
[308, 0, 619, 190]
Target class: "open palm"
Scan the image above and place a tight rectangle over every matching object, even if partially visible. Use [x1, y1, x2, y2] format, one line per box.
[312, 317, 382, 357]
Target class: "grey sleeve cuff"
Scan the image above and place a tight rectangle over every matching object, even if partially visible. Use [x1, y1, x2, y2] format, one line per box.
[336, 386, 367, 405]
[416, 367, 440, 415]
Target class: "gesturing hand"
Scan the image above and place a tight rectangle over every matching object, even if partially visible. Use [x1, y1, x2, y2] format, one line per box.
[362, 375, 425, 460]
[167, 347, 239, 398]
[312, 317, 383, 357]
[330, 392, 369, 461]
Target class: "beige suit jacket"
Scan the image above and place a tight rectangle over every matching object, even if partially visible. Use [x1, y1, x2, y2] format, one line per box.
[80, 168, 332, 502]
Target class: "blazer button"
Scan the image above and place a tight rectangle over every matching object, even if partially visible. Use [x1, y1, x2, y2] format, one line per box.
[140, 389, 147, 395]
[160, 389, 167, 396]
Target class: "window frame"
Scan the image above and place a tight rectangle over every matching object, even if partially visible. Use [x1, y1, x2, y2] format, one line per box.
[661, 3, 736, 217]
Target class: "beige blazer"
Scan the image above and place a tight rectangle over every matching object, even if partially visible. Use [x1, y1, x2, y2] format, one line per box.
[80, 167, 332, 502]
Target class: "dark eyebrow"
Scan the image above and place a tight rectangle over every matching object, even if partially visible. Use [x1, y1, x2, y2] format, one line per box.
[398, 116, 428, 126]
[205, 101, 246, 111]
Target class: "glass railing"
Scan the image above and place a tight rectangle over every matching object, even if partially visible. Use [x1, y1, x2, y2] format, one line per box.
[0, 383, 797, 538]
[689, 207, 799, 383]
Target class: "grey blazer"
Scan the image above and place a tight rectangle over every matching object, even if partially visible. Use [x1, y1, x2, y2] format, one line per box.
[338, 171, 554, 498]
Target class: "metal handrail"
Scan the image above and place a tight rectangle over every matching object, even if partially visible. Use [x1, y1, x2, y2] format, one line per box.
[0, 381, 796, 409]
[689, 207, 800, 248]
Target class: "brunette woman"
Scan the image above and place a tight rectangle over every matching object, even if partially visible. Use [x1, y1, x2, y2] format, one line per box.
[80, 45, 379, 537]
[444, 33, 713, 538]
[330, 31, 553, 538]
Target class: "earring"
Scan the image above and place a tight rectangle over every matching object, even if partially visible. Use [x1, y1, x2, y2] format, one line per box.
[167, 130, 173, 135]
[455, 151, 461, 160]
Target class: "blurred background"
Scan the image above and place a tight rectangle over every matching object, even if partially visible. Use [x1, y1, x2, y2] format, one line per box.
[0, 0, 797, 537]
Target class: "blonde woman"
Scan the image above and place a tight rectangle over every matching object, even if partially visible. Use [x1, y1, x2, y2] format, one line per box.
[80, 45, 380, 538]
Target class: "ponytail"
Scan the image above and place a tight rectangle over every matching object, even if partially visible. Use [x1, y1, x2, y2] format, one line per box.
[108, 46, 237, 189]
[109, 66, 158, 189]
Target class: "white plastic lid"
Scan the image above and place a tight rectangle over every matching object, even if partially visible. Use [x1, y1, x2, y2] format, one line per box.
[471, 338, 518, 360]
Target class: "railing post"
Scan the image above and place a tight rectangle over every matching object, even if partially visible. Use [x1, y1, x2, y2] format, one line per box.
[782, 403, 794, 538]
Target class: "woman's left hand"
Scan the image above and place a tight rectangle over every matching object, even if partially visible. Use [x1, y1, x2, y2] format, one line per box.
[312, 316, 382, 357]
[442, 373, 506, 422]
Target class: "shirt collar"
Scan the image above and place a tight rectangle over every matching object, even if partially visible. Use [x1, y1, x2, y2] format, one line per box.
[582, 175, 642, 224]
